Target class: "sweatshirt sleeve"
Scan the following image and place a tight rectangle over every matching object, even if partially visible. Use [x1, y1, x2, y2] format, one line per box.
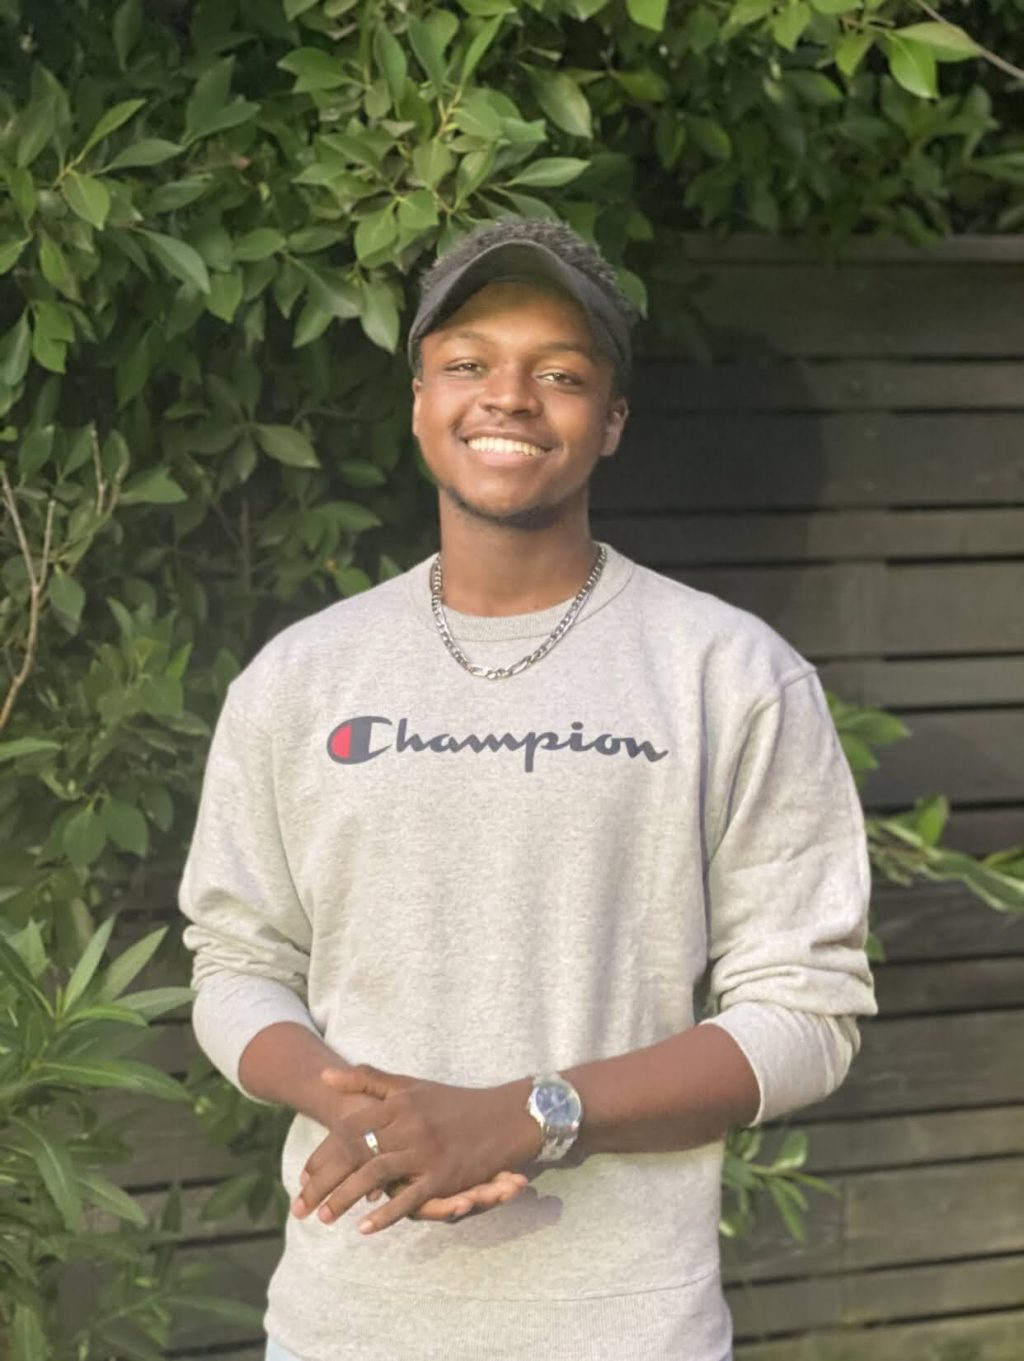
[697, 668, 878, 1127]
[178, 683, 321, 1105]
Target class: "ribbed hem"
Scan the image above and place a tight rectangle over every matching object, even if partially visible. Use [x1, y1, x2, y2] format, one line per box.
[403, 540, 635, 641]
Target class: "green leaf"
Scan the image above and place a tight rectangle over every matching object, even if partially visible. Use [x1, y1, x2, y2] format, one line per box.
[0, 238, 28, 274]
[33, 1059, 189, 1101]
[293, 300, 333, 347]
[10, 1118, 82, 1231]
[324, 500, 382, 532]
[233, 228, 287, 262]
[884, 34, 938, 97]
[508, 157, 588, 188]
[688, 115, 732, 160]
[772, 1131, 809, 1171]
[285, 0, 320, 14]
[359, 279, 400, 353]
[119, 986, 194, 1020]
[255, 424, 320, 468]
[895, 21, 981, 60]
[528, 69, 592, 139]
[407, 14, 448, 94]
[16, 97, 57, 169]
[140, 231, 210, 293]
[206, 271, 244, 323]
[39, 235, 75, 295]
[105, 138, 183, 170]
[373, 25, 408, 109]
[199, 1172, 260, 1221]
[0, 313, 31, 386]
[98, 926, 166, 1000]
[338, 460, 387, 488]
[772, 1, 811, 51]
[120, 468, 188, 504]
[354, 205, 397, 263]
[808, 0, 860, 11]
[63, 806, 107, 866]
[412, 141, 455, 188]
[63, 916, 116, 1011]
[398, 189, 439, 230]
[113, 0, 142, 70]
[10, 1306, 49, 1361]
[0, 737, 60, 763]
[102, 797, 149, 856]
[48, 569, 86, 625]
[836, 31, 874, 77]
[626, 0, 668, 30]
[79, 1172, 147, 1227]
[80, 98, 145, 157]
[728, 0, 773, 25]
[62, 171, 111, 229]
[19, 424, 55, 475]
[461, 15, 504, 83]
[278, 47, 348, 92]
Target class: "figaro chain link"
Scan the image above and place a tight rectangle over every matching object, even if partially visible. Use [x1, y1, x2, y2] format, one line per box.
[429, 544, 607, 681]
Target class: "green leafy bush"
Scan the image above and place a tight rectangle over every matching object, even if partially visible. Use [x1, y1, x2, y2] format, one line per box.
[3, 0, 1024, 1348]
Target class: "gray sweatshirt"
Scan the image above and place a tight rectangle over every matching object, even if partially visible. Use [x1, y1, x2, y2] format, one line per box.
[178, 541, 877, 1361]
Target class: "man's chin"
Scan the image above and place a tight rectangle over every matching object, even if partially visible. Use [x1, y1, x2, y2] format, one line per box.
[441, 482, 565, 532]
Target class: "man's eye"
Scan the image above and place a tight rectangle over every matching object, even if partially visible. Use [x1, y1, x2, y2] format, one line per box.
[543, 371, 580, 385]
[448, 361, 481, 373]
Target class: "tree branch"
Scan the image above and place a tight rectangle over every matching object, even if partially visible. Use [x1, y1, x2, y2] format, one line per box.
[0, 469, 56, 733]
[912, 0, 1024, 83]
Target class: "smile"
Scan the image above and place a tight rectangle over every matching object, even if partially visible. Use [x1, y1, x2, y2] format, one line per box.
[464, 436, 548, 459]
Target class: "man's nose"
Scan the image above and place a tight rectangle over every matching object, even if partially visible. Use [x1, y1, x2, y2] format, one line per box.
[481, 365, 542, 414]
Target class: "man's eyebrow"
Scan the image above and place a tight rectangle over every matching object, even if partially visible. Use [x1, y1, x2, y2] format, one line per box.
[439, 329, 600, 362]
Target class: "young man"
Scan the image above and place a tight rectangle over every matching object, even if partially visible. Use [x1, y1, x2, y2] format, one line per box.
[179, 218, 877, 1361]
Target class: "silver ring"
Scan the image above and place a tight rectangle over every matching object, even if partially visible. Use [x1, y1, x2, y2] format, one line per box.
[363, 1130, 380, 1156]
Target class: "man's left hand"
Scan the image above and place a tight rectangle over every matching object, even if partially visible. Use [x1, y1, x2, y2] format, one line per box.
[292, 1064, 539, 1235]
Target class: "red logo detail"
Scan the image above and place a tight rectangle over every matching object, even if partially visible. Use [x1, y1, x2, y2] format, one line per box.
[329, 724, 352, 760]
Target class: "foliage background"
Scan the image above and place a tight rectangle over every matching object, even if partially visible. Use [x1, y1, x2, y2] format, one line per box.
[2, 0, 1024, 1354]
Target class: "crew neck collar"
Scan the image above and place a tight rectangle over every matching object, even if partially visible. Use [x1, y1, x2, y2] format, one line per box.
[403, 540, 635, 641]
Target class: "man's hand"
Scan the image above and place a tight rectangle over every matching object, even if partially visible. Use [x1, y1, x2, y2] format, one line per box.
[291, 1063, 539, 1235]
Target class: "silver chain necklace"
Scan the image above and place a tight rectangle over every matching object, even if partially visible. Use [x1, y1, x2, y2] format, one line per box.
[429, 545, 607, 680]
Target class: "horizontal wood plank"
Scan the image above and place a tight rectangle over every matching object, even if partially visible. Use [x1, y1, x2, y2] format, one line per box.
[628, 359, 1024, 413]
[818, 656, 1024, 709]
[662, 232, 1024, 265]
[593, 412, 1024, 511]
[858, 708, 1024, 807]
[784, 1105, 1024, 1172]
[667, 561, 1024, 659]
[814, 1009, 1024, 1118]
[592, 509, 1024, 564]
[733, 1307, 1024, 1359]
[867, 881, 1024, 964]
[644, 260, 1024, 358]
[870, 956, 1024, 1016]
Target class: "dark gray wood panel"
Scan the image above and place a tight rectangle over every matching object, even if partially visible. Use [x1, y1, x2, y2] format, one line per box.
[819, 656, 1024, 708]
[787, 1105, 1024, 1172]
[593, 412, 1024, 511]
[944, 805, 1024, 855]
[645, 260, 1024, 358]
[666, 561, 1024, 658]
[871, 956, 1024, 1015]
[666, 231, 1024, 264]
[813, 1009, 1024, 1117]
[858, 708, 1024, 807]
[628, 359, 1024, 413]
[594, 509, 1024, 564]
[733, 1307, 1024, 1359]
[869, 880, 1024, 963]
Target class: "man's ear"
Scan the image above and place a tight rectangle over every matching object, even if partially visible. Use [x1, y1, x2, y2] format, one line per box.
[600, 395, 629, 460]
[411, 375, 422, 436]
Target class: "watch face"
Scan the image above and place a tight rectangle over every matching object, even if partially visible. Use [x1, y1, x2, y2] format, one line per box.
[536, 1081, 581, 1128]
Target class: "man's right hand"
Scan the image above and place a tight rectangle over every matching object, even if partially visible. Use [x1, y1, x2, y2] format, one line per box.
[315, 1084, 528, 1224]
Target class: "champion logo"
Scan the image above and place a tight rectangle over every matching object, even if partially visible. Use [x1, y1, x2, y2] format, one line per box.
[327, 716, 669, 775]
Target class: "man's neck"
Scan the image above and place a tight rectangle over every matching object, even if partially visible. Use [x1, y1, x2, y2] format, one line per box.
[435, 516, 600, 618]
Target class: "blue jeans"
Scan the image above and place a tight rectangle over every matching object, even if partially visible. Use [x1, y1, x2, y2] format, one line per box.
[265, 1339, 303, 1361]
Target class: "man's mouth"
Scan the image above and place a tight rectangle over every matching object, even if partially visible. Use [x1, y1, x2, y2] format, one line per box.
[462, 436, 548, 459]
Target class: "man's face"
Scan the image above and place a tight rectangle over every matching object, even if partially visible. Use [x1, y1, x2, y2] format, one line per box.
[411, 280, 628, 531]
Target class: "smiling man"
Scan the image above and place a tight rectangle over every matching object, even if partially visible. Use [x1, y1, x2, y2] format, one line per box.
[179, 218, 877, 1361]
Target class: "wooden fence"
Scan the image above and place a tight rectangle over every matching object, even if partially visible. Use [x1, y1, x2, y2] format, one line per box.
[106, 234, 1024, 1360]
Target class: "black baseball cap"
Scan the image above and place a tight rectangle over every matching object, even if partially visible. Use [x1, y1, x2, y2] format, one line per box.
[406, 239, 632, 378]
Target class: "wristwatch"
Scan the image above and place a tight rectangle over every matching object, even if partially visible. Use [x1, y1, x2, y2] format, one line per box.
[526, 1072, 583, 1162]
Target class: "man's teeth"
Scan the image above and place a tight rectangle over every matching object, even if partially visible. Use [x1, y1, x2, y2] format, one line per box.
[465, 437, 546, 458]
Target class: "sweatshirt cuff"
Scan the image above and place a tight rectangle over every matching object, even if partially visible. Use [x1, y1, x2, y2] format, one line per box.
[191, 970, 322, 1105]
[698, 1002, 858, 1127]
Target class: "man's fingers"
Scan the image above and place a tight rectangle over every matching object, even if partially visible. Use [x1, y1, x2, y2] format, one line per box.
[320, 1063, 391, 1101]
[318, 1152, 411, 1224]
[358, 1178, 425, 1235]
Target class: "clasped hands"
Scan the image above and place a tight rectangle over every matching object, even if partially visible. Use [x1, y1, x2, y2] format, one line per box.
[290, 1063, 537, 1236]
